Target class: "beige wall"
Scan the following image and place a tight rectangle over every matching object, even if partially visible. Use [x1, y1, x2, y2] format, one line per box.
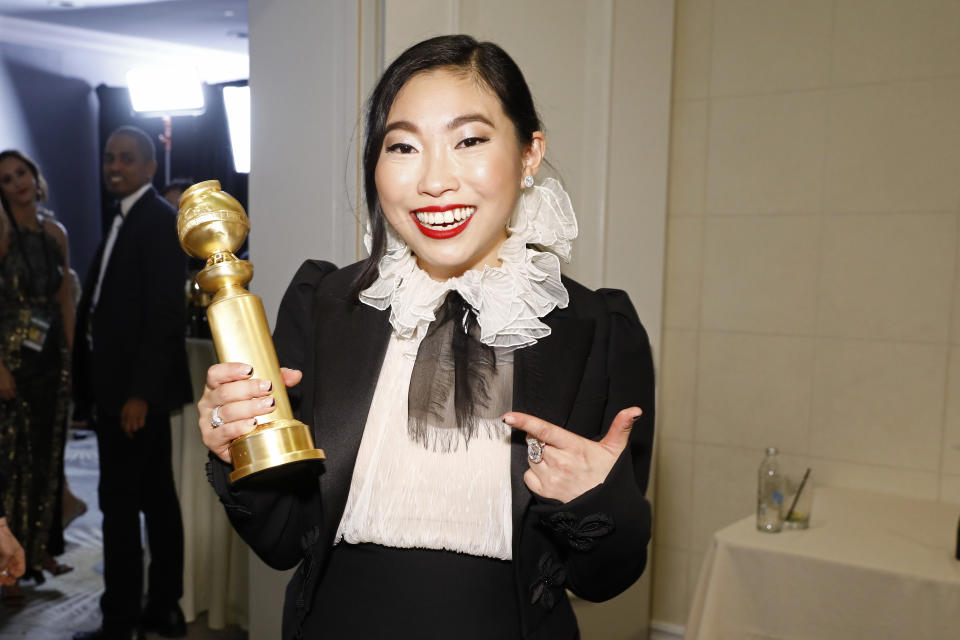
[656, 0, 960, 629]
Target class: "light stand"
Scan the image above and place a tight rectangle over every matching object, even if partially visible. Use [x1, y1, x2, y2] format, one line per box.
[126, 67, 206, 185]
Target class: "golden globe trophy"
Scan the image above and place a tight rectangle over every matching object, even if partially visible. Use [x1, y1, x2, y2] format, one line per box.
[177, 180, 324, 483]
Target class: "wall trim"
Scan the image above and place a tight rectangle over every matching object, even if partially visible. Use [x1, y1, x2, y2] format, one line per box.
[0, 15, 247, 84]
[580, 0, 614, 287]
[650, 619, 685, 640]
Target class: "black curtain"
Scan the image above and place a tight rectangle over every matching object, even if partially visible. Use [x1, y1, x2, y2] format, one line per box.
[95, 81, 248, 237]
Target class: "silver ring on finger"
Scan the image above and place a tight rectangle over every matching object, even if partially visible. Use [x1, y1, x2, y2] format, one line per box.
[210, 404, 225, 429]
[527, 437, 545, 464]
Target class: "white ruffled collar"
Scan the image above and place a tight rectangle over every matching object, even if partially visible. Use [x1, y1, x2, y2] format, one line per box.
[359, 178, 578, 351]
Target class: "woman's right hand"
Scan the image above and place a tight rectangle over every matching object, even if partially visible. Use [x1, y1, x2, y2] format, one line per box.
[0, 363, 15, 400]
[197, 362, 303, 463]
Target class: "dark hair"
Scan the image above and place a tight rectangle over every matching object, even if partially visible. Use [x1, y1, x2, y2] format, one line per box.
[353, 34, 543, 296]
[0, 149, 48, 213]
[107, 125, 156, 165]
[162, 178, 193, 197]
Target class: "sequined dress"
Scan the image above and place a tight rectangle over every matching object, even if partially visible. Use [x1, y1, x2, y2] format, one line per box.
[0, 218, 69, 573]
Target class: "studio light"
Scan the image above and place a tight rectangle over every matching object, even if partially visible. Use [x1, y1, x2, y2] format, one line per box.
[222, 85, 250, 174]
[126, 67, 205, 116]
[125, 66, 207, 184]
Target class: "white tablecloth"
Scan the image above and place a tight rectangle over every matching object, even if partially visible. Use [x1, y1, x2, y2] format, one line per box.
[686, 487, 960, 640]
[170, 338, 248, 630]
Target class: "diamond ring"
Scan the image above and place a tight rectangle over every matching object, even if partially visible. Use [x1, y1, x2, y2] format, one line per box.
[527, 437, 545, 464]
[210, 405, 224, 429]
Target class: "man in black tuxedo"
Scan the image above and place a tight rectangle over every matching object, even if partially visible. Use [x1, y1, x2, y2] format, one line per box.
[73, 126, 191, 640]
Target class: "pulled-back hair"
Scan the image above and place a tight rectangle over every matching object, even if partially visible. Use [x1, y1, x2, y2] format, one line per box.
[353, 34, 542, 296]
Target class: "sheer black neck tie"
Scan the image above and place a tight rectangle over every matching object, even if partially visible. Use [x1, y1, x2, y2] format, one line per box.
[407, 291, 512, 452]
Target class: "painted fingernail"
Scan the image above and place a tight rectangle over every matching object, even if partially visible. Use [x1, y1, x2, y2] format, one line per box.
[261, 397, 275, 409]
[502, 414, 515, 426]
[259, 380, 273, 392]
[244, 366, 254, 376]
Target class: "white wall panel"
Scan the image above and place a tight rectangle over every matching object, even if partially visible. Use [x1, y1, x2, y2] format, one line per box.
[246, 1, 360, 637]
[248, 0, 359, 326]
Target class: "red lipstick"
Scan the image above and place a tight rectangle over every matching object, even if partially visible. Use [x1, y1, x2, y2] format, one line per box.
[410, 205, 475, 240]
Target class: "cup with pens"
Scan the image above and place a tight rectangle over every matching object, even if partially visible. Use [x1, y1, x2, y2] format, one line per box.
[782, 467, 813, 530]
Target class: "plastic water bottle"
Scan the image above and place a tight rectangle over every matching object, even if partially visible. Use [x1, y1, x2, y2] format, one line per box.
[757, 447, 784, 533]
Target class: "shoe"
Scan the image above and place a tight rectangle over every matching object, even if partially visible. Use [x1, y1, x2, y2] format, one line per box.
[23, 568, 45, 585]
[141, 602, 187, 638]
[42, 553, 74, 576]
[73, 625, 144, 640]
[62, 488, 88, 528]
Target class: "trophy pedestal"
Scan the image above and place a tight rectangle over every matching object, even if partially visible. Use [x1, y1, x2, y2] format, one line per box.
[229, 419, 325, 483]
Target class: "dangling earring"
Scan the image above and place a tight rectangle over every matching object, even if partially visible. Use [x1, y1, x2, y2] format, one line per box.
[523, 175, 534, 189]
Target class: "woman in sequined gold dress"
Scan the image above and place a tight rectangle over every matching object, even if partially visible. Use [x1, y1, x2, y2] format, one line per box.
[196, 36, 655, 639]
[0, 149, 74, 602]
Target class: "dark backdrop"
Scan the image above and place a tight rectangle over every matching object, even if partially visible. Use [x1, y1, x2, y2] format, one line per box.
[1, 48, 101, 283]
[95, 81, 248, 238]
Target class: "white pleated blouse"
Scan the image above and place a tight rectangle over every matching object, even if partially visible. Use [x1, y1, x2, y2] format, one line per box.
[334, 178, 578, 561]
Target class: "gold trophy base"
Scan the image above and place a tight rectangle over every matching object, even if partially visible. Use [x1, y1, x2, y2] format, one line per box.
[229, 419, 325, 483]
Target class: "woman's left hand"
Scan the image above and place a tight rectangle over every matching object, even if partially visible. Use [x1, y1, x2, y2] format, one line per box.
[0, 518, 25, 586]
[504, 407, 642, 504]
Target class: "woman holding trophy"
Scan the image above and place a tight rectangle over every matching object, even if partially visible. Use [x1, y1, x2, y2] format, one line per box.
[196, 35, 654, 639]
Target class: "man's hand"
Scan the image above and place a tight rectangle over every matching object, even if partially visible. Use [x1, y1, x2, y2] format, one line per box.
[121, 397, 149, 437]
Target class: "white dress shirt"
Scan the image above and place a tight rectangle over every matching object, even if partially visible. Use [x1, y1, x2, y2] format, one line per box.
[91, 182, 151, 309]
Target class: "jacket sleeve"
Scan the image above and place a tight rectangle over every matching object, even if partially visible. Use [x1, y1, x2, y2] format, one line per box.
[206, 259, 337, 570]
[529, 289, 655, 602]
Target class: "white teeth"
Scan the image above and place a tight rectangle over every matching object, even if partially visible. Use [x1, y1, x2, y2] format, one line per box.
[414, 206, 475, 229]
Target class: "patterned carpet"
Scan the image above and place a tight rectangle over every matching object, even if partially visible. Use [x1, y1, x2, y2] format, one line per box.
[0, 431, 246, 640]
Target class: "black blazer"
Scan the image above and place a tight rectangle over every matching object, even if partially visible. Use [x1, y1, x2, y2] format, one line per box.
[74, 186, 191, 416]
[207, 259, 655, 640]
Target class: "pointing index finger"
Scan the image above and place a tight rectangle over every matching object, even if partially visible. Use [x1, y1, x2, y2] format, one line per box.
[503, 412, 580, 450]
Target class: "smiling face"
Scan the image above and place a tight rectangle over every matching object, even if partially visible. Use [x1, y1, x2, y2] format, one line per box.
[0, 156, 39, 210]
[374, 68, 544, 280]
[103, 133, 156, 198]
